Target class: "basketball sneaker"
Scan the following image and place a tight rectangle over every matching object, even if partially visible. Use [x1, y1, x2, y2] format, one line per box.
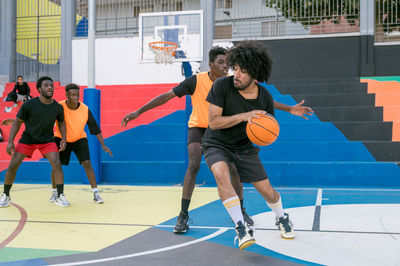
[49, 191, 57, 203]
[0, 193, 11, 207]
[275, 213, 295, 239]
[234, 221, 255, 250]
[93, 192, 104, 204]
[55, 194, 70, 207]
[173, 211, 189, 233]
[242, 207, 254, 226]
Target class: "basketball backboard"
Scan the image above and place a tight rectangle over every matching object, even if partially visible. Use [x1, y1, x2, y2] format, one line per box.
[139, 10, 203, 63]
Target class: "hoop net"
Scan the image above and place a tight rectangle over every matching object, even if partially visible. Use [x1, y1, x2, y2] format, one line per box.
[149, 41, 178, 64]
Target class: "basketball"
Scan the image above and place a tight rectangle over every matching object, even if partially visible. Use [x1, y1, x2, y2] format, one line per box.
[246, 114, 280, 146]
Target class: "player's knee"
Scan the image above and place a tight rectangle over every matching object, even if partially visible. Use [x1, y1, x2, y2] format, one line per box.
[7, 161, 20, 172]
[81, 160, 92, 169]
[212, 168, 229, 185]
[53, 160, 63, 170]
[187, 159, 201, 174]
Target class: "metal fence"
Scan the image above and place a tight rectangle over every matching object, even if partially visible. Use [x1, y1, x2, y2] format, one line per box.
[76, 0, 200, 36]
[375, 0, 400, 43]
[15, 0, 61, 82]
[75, 0, 363, 39]
[74, 0, 398, 42]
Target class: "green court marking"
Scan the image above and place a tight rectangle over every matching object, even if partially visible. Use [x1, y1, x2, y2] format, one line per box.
[0, 247, 87, 263]
[361, 76, 400, 83]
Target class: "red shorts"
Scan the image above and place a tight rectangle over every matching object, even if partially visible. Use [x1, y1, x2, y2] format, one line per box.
[15, 142, 59, 158]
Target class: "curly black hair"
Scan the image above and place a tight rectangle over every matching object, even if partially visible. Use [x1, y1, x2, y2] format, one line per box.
[36, 76, 53, 89]
[227, 41, 273, 82]
[209, 46, 227, 63]
[65, 83, 80, 92]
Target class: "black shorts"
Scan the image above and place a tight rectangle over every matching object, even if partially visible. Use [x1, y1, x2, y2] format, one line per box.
[203, 144, 268, 183]
[188, 127, 206, 145]
[55, 137, 90, 165]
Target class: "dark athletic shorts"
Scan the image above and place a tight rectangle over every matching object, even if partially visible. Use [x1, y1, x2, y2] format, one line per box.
[55, 137, 90, 165]
[188, 127, 206, 145]
[203, 144, 268, 183]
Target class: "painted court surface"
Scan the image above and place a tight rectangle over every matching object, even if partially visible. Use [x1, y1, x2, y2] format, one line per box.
[0, 184, 399, 265]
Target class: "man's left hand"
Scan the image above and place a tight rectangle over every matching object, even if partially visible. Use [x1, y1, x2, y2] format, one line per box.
[290, 100, 314, 120]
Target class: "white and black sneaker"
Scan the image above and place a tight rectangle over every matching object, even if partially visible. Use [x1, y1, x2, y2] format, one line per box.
[234, 221, 255, 250]
[0, 193, 11, 207]
[93, 192, 104, 204]
[55, 194, 70, 207]
[49, 191, 57, 203]
[276, 213, 295, 239]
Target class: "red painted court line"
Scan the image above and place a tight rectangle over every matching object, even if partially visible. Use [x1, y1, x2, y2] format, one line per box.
[0, 203, 28, 250]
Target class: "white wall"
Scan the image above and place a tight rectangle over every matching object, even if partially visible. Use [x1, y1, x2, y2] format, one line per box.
[72, 36, 201, 85]
[0, 75, 8, 96]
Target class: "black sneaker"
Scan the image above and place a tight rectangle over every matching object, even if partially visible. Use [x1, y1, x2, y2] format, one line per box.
[242, 207, 254, 226]
[173, 211, 189, 233]
[275, 213, 295, 239]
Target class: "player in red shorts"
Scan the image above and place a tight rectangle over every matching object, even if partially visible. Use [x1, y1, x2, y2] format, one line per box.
[0, 76, 70, 207]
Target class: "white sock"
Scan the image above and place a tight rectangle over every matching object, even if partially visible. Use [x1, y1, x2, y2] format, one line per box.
[267, 194, 285, 218]
[223, 196, 244, 225]
[92, 187, 98, 193]
[52, 188, 57, 193]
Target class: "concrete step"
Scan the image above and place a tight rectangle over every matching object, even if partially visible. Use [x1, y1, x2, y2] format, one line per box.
[98, 161, 400, 187]
[102, 141, 376, 162]
[363, 141, 400, 162]
[312, 106, 383, 122]
[101, 109, 184, 124]
[276, 83, 368, 95]
[291, 93, 375, 107]
[105, 121, 349, 142]
[333, 121, 393, 141]
[101, 97, 184, 110]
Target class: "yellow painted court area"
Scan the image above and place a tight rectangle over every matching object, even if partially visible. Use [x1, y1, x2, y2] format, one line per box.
[0, 184, 219, 252]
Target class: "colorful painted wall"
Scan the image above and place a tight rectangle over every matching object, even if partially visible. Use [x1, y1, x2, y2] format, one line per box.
[1, 78, 400, 188]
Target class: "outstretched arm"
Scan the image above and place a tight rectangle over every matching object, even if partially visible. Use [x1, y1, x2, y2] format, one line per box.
[96, 133, 113, 157]
[121, 90, 176, 127]
[274, 100, 314, 120]
[6, 118, 23, 155]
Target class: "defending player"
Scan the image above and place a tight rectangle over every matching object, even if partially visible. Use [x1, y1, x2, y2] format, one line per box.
[50, 83, 113, 204]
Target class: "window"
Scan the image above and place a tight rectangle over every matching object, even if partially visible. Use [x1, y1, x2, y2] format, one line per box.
[162, 2, 183, 12]
[262, 21, 286, 37]
[134, 4, 154, 17]
[216, 0, 232, 9]
[215, 25, 232, 39]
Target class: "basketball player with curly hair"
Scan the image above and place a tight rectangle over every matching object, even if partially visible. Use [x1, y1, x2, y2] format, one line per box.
[203, 41, 295, 250]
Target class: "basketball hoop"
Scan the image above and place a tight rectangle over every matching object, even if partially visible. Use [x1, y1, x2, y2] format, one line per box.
[149, 41, 178, 64]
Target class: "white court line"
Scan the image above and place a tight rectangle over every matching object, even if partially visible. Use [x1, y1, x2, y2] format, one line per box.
[156, 224, 400, 235]
[156, 224, 232, 230]
[49, 228, 228, 266]
[316, 189, 322, 206]
[243, 187, 400, 192]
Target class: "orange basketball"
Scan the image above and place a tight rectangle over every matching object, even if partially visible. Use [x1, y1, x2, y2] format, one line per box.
[246, 114, 280, 146]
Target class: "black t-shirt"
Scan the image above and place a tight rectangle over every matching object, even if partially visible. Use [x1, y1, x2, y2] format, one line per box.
[203, 76, 275, 151]
[172, 75, 197, 97]
[13, 82, 31, 96]
[17, 97, 64, 144]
